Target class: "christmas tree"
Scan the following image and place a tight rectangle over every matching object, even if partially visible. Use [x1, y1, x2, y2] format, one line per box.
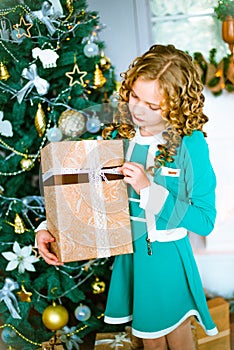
[0, 0, 121, 349]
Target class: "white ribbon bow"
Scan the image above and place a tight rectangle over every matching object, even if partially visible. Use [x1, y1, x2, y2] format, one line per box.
[17, 63, 50, 104]
[28, 1, 57, 36]
[95, 332, 131, 349]
[0, 278, 21, 319]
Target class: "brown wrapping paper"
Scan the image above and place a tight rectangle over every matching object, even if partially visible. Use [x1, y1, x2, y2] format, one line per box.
[94, 332, 132, 350]
[41, 140, 133, 262]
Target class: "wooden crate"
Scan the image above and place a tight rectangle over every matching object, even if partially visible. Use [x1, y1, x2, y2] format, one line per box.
[192, 297, 231, 350]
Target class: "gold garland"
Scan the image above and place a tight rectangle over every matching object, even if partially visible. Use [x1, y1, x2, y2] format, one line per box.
[0, 313, 104, 346]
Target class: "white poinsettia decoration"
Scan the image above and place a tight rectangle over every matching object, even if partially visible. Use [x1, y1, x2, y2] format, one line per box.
[57, 326, 83, 350]
[2, 241, 39, 273]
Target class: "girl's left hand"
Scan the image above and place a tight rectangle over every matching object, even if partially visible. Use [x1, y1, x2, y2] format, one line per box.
[118, 162, 150, 194]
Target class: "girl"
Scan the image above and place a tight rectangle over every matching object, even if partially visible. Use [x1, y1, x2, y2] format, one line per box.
[36, 44, 218, 350]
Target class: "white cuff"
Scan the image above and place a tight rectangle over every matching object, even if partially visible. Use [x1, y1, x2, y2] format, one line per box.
[139, 182, 169, 214]
[35, 220, 48, 232]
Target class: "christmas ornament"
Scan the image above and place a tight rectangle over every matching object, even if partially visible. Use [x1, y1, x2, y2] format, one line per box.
[17, 284, 32, 302]
[27, 1, 57, 36]
[0, 18, 10, 40]
[91, 277, 106, 294]
[0, 111, 13, 137]
[93, 64, 106, 88]
[50, 0, 64, 17]
[99, 51, 111, 71]
[86, 113, 101, 133]
[14, 213, 26, 234]
[58, 109, 85, 137]
[35, 103, 46, 137]
[16, 64, 50, 104]
[46, 126, 63, 142]
[0, 278, 21, 319]
[13, 16, 33, 38]
[57, 326, 83, 350]
[0, 62, 10, 81]
[83, 41, 99, 57]
[1, 327, 17, 344]
[74, 304, 91, 321]
[42, 302, 69, 331]
[65, 60, 87, 87]
[11, 28, 26, 43]
[32, 47, 59, 69]
[109, 91, 120, 107]
[20, 157, 34, 171]
[2, 241, 39, 274]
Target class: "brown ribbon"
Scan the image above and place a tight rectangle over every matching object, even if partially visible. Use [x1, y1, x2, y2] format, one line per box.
[43, 166, 124, 186]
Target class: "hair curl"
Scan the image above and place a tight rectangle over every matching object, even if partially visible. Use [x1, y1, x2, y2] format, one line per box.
[102, 44, 208, 169]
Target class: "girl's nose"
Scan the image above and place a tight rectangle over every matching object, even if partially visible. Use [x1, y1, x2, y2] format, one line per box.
[131, 100, 145, 113]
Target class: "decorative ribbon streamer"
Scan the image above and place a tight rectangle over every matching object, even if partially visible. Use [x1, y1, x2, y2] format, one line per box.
[95, 332, 131, 349]
[0, 278, 21, 319]
[16, 63, 50, 104]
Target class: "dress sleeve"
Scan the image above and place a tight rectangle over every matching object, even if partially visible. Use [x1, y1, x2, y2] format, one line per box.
[35, 220, 48, 232]
[157, 132, 217, 235]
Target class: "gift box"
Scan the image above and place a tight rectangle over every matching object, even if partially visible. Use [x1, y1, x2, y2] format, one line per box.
[191, 297, 231, 350]
[94, 332, 132, 350]
[40, 139, 133, 262]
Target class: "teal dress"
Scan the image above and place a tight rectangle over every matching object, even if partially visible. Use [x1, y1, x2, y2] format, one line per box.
[104, 129, 218, 339]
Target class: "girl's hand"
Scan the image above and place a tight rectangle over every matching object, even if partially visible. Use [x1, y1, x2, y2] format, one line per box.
[118, 162, 150, 194]
[36, 230, 63, 266]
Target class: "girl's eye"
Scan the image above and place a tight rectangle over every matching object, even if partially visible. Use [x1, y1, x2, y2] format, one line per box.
[149, 105, 161, 111]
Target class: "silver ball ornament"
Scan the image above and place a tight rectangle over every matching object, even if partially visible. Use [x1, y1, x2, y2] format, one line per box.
[86, 116, 101, 133]
[74, 304, 91, 321]
[83, 42, 99, 57]
[47, 126, 63, 142]
[1, 328, 17, 343]
[11, 28, 26, 43]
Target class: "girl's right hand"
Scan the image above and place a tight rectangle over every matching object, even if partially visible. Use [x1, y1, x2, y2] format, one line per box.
[36, 230, 64, 266]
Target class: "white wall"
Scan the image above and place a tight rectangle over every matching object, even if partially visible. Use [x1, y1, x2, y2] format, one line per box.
[87, 0, 152, 80]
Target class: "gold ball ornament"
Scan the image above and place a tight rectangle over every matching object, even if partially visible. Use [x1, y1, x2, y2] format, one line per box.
[20, 157, 34, 171]
[99, 54, 111, 71]
[42, 302, 69, 331]
[58, 109, 85, 137]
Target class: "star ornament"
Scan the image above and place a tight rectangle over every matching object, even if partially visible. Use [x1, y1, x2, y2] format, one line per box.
[13, 16, 33, 38]
[17, 285, 32, 302]
[65, 63, 87, 86]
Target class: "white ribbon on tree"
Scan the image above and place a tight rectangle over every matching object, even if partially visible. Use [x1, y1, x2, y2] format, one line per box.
[95, 332, 131, 349]
[27, 1, 57, 36]
[16, 63, 50, 104]
[0, 278, 21, 319]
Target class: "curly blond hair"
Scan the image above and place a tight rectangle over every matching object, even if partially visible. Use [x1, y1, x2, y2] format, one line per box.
[102, 44, 208, 168]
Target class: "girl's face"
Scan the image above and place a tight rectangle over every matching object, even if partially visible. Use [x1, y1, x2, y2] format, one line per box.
[128, 77, 166, 136]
